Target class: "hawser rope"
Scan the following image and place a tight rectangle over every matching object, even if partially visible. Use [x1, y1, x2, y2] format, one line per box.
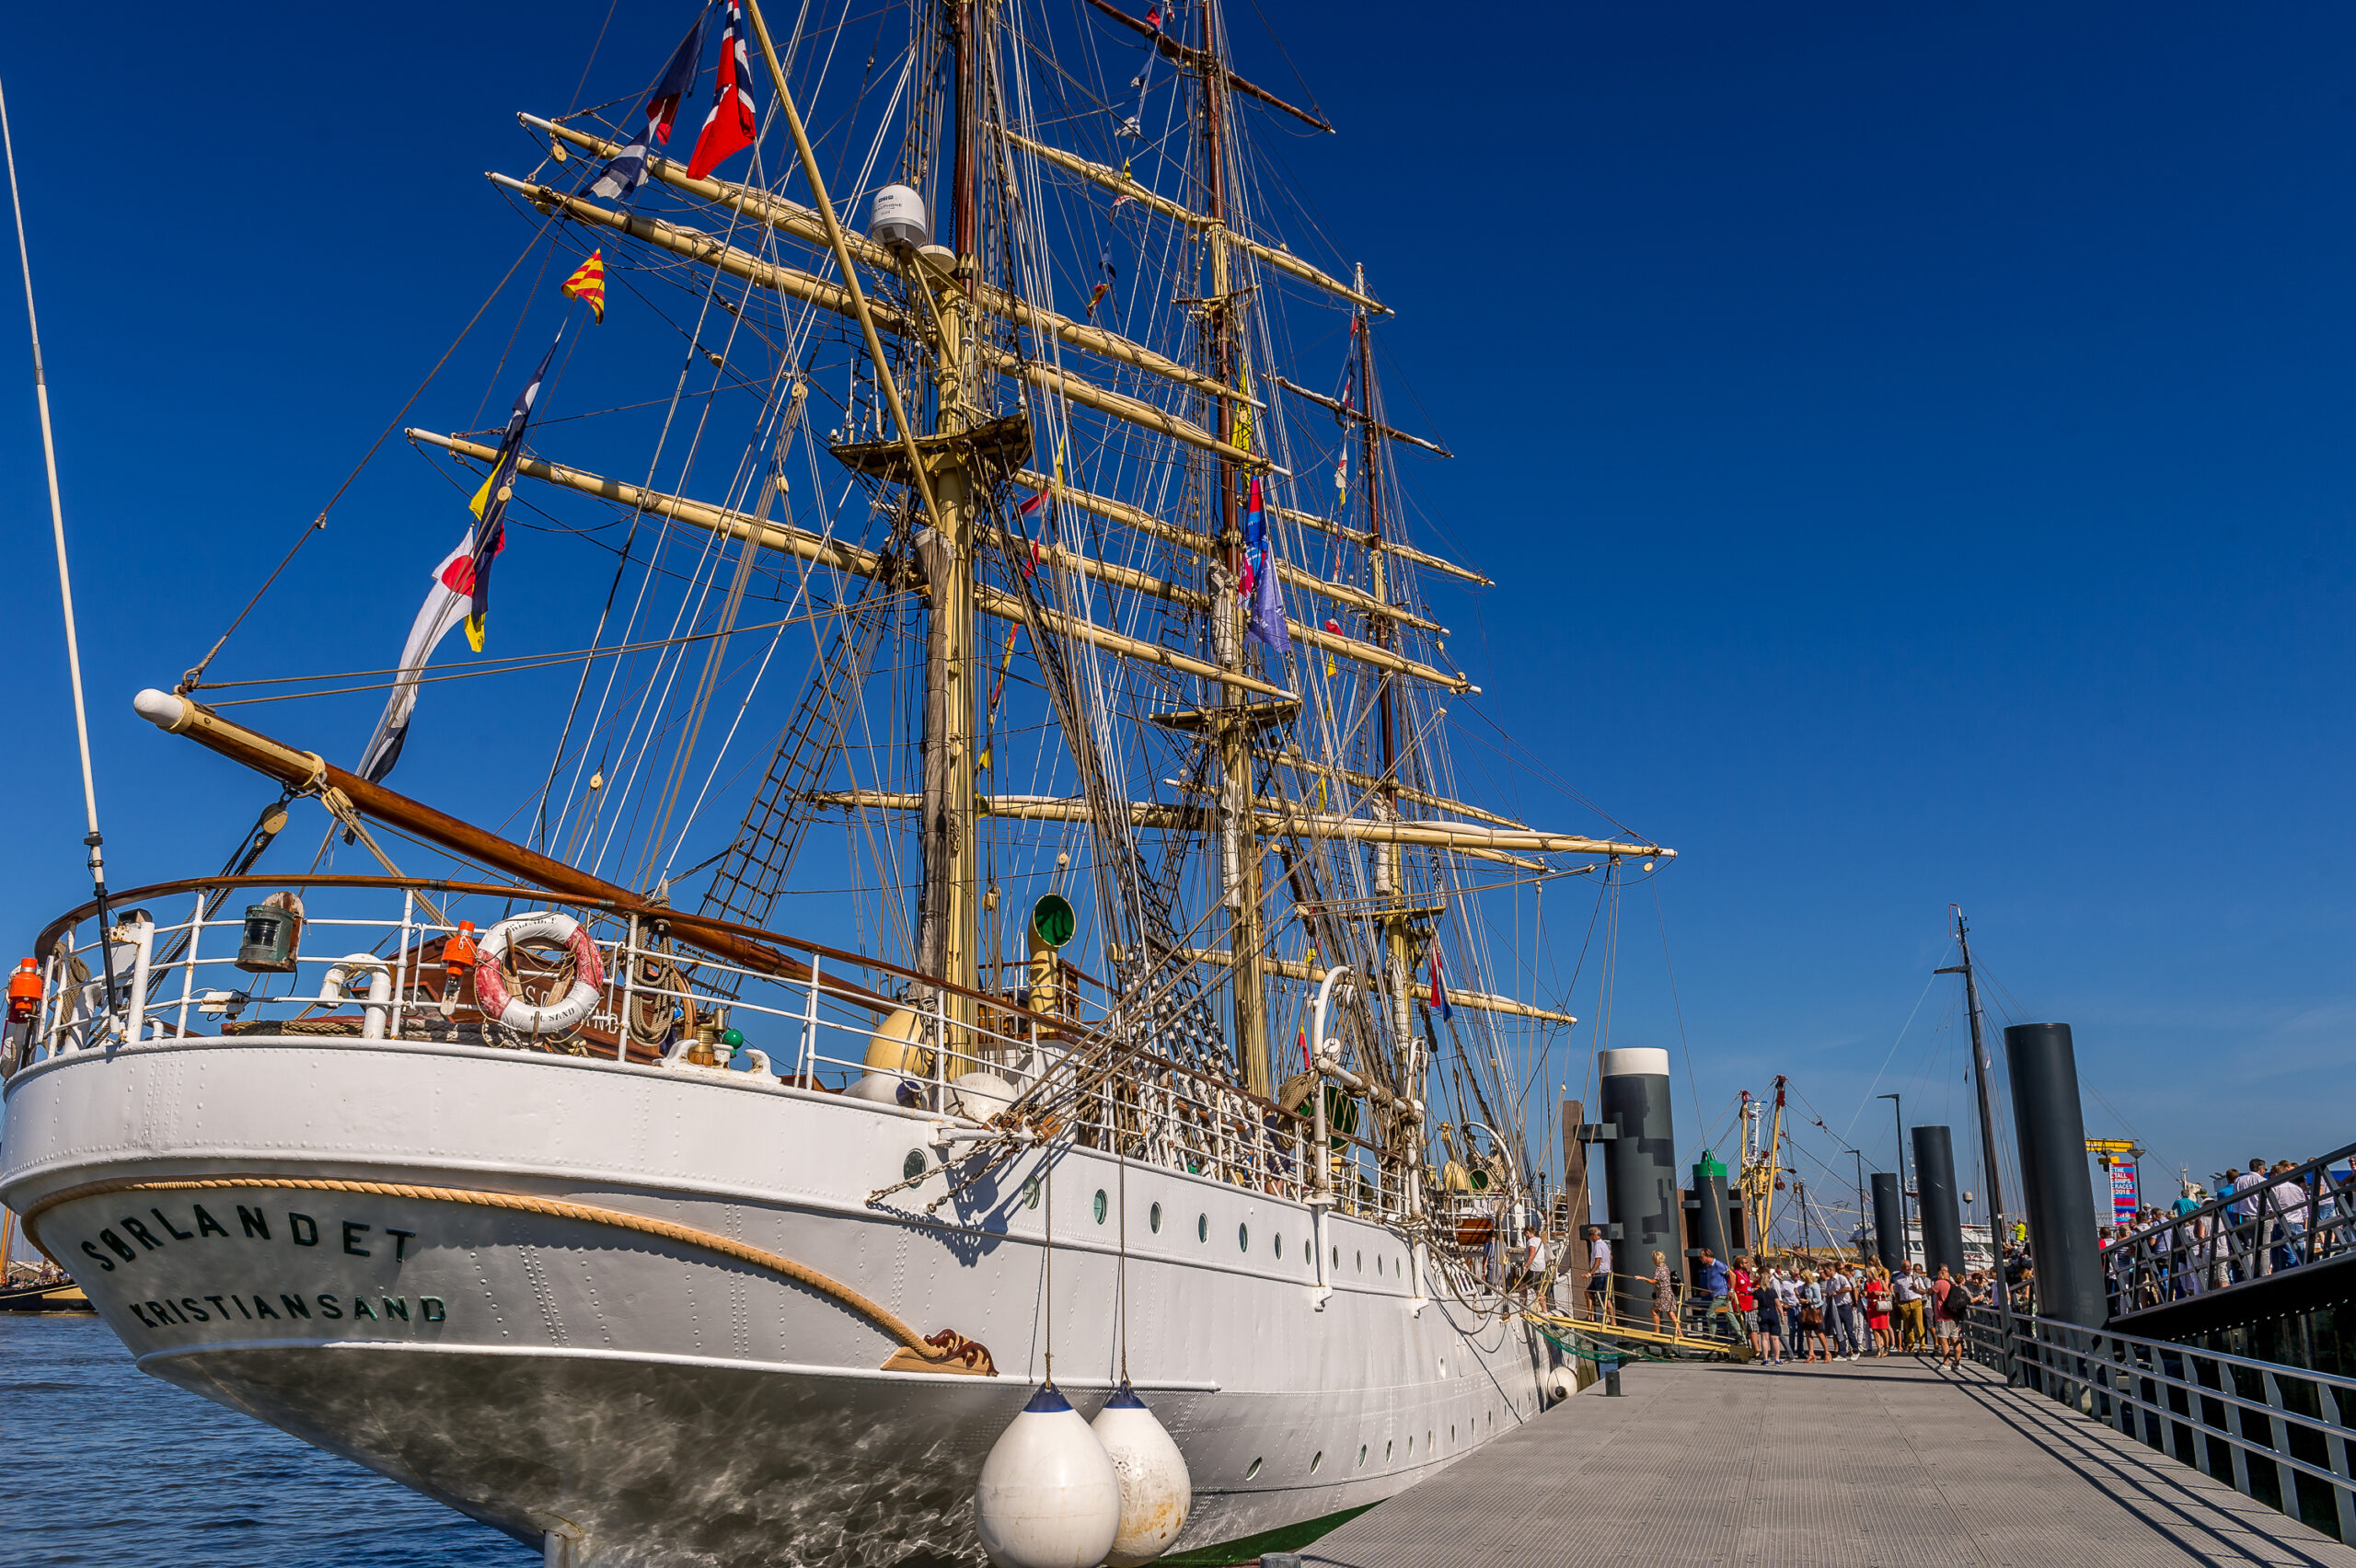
[20, 1174, 993, 1375]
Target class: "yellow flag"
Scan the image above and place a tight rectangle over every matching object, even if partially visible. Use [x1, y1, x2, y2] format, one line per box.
[560, 249, 606, 324]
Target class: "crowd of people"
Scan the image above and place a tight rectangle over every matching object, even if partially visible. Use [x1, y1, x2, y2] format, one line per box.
[1569, 1229, 2024, 1371]
[2100, 1157, 2350, 1309]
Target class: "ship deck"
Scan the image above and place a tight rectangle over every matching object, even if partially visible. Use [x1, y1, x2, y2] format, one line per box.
[1283, 1353, 2356, 1568]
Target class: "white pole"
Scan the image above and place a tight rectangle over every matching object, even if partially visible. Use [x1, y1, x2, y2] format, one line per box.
[1, 71, 115, 995]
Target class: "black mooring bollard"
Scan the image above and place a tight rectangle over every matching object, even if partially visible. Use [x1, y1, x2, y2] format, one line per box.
[1603, 1353, 1623, 1396]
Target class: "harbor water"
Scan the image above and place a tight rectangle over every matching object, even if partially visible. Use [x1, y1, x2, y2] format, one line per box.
[0, 1314, 530, 1568]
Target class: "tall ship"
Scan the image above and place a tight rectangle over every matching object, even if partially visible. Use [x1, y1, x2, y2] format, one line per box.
[0, 2, 1672, 1562]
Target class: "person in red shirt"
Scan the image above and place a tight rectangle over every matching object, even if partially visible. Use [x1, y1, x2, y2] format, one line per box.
[1728, 1255, 1761, 1360]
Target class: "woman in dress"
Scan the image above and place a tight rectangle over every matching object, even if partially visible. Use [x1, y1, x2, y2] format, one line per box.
[1648, 1251, 1678, 1336]
[1863, 1266, 1894, 1355]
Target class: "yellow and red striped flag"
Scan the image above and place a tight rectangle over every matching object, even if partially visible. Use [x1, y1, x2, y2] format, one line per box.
[560, 250, 606, 324]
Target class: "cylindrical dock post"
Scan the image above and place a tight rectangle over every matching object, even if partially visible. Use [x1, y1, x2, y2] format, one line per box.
[1911, 1125, 1968, 1281]
[2004, 1021, 2106, 1328]
[1871, 1171, 1905, 1271]
[1692, 1151, 1731, 1281]
[1598, 1048, 1678, 1322]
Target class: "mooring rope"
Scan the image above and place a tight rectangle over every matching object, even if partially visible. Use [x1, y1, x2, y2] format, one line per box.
[20, 1173, 993, 1374]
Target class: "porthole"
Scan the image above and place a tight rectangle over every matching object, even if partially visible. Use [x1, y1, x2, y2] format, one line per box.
[1311, 1450, 1323, 1473]
[1385, 1439, 1393, 1460]
[1238, 1223, 1250, 1252]
[1198, 1213, 1208, 1242]
[1427, 1430, 1434, 1451]
[1450, 1424, 1457, 1442]
[1406, 1435, 1415, 1455]
[1377, 1254, 1383, 1274]
[1022, 1178, 1041, 1210]
[904, 1149, 926, 1182]
[1149, 1202, 1163, 1233]
[1356, 1250, 1363, 1272]
[1332, 1246, 1340, 1268]
[1093, 1189, 1108, 1224]
[1243, 1457, 1263, 1481]
[1357, 1444, 1368, 1466]
[1438, 1355, 1447, 1375]
[1275, 1234, 1284, 1259]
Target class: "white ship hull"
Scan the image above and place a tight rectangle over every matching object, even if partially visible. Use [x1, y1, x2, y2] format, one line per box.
[2, 1034, 1557, 1565]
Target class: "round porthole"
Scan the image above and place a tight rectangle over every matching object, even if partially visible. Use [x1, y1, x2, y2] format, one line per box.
[1406, 1435, 1415, 1455]
[1427, 1430, 1434, 1450]
[1450, 1424, 1457, 1442]
[1275, 1234, 1284, 1259]
[1197, 1213, 1208, 1242]
[1385, 1439, 1393, 1460]
[1149, 1202, 1163, 1233]
[1377, 1254, 1383, 1274]
[1022, 1178, 1041, 1210]
[1438, 1355, 1447, 1375]
[1332, 1246, 1339, 1268]
[1243, 1457, 1263, 1481]
[1355, 1250, 1363, 1272]
[1311, 1450, 1323, 1473]
[1238, 1223, 1250, 1252]
[904, 1149, 926, 1182]
[1093, 1190, 1108, 1224]
[1357, 1444, 1368, 1466]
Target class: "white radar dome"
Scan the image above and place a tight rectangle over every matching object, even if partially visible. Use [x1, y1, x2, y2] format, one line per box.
[870, 184, 929, 249]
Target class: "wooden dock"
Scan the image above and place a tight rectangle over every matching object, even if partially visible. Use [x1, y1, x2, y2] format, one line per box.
[1276, 1355, 2356, 1567]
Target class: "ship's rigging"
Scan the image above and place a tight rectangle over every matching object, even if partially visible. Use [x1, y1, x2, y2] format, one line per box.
[161, 0, 1675, 1211]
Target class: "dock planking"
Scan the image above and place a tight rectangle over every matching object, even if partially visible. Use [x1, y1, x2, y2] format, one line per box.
[1283, 1355, 2356, 1568]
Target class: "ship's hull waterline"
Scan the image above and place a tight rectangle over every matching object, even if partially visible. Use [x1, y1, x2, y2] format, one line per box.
[1, 1036, 1555, 1565]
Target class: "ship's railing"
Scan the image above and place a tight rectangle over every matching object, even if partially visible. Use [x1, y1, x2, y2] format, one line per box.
[6, 876, 1420, 1226]
[1963, 1309, 2356, 1541]
[2099, 1140, 2356, 1320]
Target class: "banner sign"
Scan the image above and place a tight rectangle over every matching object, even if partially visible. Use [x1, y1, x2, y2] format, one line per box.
[2110, 1161, 2138, 1223]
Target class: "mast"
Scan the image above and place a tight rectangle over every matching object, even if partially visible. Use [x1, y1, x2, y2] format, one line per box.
[1199, 0, 1271, 1097]
[1357, 271, 1414, 1094]
[1940, 907, 2015, 1341]
[914, 0, 984, 1029]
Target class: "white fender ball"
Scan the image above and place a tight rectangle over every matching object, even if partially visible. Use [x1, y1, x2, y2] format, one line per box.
[975, 1385, 1121, 1568]
[1091, 1383, 1192, 1566]
[846, 1071, 918, 1106]
[952, 1069, 1019, 1123]
[1545, 1364, 1577, 1403]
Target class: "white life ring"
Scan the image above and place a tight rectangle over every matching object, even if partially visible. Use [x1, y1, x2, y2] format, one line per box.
[474, 913, 606, 1036]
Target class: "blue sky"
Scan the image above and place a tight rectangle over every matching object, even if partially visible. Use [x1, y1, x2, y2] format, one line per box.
[3, 3, 2352, 1230]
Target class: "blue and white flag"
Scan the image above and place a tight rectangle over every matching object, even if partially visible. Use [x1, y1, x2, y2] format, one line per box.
[591, 11, 711, 202]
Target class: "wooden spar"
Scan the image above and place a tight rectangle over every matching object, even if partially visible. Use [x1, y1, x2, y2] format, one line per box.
[1000, 131, 1384, 316]
[1270, 374, 1451, 458]
[972, 583, 1292, 700]
[124, 689, 902, 1006]
[407, 430, 892, 577]
[1075, 0, 1334, 133]
[489, 174, 1261, 472]
[404, 430, 1291, 702]
[1270, 501, 1492, 588]
[977, 522, 1465, 691]
[522, 115, 1239, 407]
[1178, 948, 1577, 1023]
[1009, 467, 1442, 633]
[803, 789, 1674, 860]
[1255, 749, 1528, 830]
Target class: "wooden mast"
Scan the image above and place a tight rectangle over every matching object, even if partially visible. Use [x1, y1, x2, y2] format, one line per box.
[1198, 0, 1271, 1100]
[914, 0, 985, 1036]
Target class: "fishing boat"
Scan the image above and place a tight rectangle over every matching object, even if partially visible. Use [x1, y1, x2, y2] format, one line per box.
[0, 4, 1671, 1563]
